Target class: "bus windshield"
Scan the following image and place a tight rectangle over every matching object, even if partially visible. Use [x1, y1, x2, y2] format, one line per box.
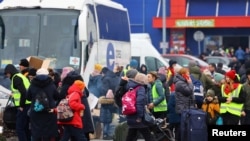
[0, 9, 81, 73]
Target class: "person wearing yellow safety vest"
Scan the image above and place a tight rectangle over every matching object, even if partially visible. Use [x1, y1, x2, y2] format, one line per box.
[147, 71, 167, 120]
[218, 70, 246, 125]
[4, 64, 31, 141]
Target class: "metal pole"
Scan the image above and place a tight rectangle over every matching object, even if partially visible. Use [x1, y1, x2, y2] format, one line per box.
[198, 41, 201, 55]
[162, 0, 167, 54]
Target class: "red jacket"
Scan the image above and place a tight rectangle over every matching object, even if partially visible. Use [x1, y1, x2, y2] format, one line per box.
[58, 85, 85, 128]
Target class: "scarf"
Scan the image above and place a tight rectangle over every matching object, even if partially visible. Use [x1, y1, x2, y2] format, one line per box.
[224, 83, 239, 95]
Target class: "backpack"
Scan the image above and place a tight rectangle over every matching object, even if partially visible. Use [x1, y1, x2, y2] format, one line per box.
[121, 86, 140, 115]
[33, 89, 49, 112]
[57, 93, 74, 122]
[114, 85, 127, 107]
[190, 74, 204, 108]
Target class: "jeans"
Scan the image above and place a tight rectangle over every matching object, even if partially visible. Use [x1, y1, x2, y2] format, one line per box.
[60, 125, 87, 141]
[16, 105, 31, 141]
[103, 123, 110, 136]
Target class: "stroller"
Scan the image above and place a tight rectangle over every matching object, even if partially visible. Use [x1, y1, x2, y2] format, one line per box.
[149, 118, 175, 141]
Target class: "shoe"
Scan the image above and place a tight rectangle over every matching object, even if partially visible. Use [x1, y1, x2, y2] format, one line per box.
[103, 135, 113, 140]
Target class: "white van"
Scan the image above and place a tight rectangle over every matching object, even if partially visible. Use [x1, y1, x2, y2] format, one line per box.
[131, 33, 177, 72]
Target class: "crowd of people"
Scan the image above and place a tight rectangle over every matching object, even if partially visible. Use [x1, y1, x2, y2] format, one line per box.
[1, 59, 94, 141]
[1, 49, 250, 141]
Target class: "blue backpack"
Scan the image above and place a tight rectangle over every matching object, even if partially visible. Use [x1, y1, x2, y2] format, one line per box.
[190, 74, 204, 108]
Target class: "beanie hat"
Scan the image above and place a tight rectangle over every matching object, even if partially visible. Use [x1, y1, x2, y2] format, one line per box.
[94, 64, 103, 72]
[133, 73, 148, 85]
[169, 60, 177, 67]
[214, 72, 224, 82]
[206, 89, 215, 97]
[225, 70, 236, 80]
[19, 58, 29, 67]
[36, 68, 49, 75]
[28, 68, 37, 76]
[126, 69, 138, 78]
[129, 59, 138, 69]
[73, 80, 85, 91]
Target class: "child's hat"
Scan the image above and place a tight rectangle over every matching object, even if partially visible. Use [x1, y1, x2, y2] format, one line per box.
[206, 89, 215, 97]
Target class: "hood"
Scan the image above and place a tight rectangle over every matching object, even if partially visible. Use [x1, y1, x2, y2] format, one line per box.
[62, 71, 83, 86]
[126, 79, 141, 90]
[4, 64, 18, 77]
[67, 84, 83, 97]
[32, 75, 53, 88]
[189, 66, 202, 75]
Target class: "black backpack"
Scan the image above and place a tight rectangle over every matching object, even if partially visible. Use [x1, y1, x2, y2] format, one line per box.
[114, 85, 127, 107]
[33, 89, 49, 112]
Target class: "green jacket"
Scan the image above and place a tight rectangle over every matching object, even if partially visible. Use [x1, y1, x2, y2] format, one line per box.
[189, 66, 215, 93]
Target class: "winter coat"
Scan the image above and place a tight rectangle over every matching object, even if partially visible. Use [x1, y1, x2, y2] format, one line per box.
[26, 75, 59, 138]
[167, 93, 181, 124]
[58, 71, 84, 103]
[201, 98, 220, 125]
[125, 80, 148, 128]
[189, 65, 214, 92]
[82, 88, 95, 134]
[58, 72, 94, 133]
[58, 84, 85, 129]
[174, 74, 195, 114]
[99, 69, 119, 123]
[88, 74, 103, 97]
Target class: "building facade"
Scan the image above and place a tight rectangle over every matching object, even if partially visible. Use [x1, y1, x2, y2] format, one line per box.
[114, 0, 250, 56]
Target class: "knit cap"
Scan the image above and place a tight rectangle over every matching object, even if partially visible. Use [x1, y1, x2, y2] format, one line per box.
[225, 70, 236, 80]
[129, 59, 138, 69]
[73, 80, 85, 91]
[206, 89, 215, 97]
[214, 73, 224, 83]
[126, 69, 138, 78]
[36, 68, 49, 75]
[94, 64, 103, 72]
[133, 73, 148, 85]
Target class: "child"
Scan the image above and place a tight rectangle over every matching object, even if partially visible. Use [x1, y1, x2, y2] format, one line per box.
[201, 89, 220, 125]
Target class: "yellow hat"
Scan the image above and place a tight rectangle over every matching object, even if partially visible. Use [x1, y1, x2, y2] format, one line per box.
[94, 64, 103, 72]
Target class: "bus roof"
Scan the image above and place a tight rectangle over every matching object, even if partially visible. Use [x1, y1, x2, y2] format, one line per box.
[0, 0, 126, 11]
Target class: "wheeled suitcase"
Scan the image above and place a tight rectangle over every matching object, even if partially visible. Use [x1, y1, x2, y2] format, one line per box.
[181, 108, 208, 141]
[113, 121, 128, 141]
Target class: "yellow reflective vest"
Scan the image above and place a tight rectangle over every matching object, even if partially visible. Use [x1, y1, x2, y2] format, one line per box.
[11, 73, 31, 106]
[220, 84, 243, 116]
[152, 83, 167, 112]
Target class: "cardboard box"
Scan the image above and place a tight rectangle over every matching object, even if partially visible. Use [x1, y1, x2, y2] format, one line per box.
[27, 56, 53, 69]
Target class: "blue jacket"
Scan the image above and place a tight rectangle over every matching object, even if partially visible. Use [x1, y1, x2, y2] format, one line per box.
[88, 74, 103, 97]
[125, 80, 147, 128]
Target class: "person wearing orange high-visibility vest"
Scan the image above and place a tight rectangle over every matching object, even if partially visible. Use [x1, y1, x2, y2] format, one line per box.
[218, 70, 246, 125]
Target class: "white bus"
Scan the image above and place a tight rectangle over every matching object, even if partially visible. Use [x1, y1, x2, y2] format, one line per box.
[0, 0, 131, 85]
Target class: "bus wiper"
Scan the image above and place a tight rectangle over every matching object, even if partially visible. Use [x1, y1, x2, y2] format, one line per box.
[74, 18, 78, 49]
[0, 16, 5, 49]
